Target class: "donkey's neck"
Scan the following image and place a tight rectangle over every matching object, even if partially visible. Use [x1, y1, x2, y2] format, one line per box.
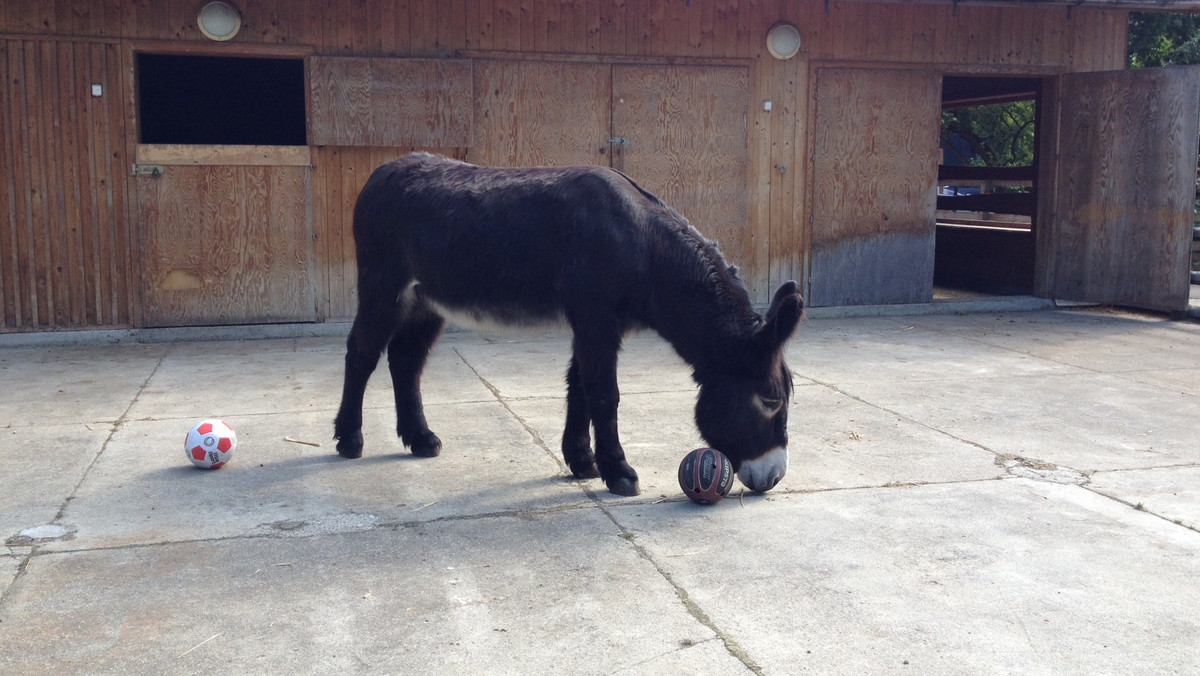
[643, 236, 761, 380]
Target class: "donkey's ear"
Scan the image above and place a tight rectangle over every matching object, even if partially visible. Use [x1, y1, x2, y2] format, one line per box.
[756, 281, 803, 350]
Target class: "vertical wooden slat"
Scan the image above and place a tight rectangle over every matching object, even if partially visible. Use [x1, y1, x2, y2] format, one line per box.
[598, 0, 621, 55]
[0, 40, 15, 328]
[584, 0, 601, 54]
[338, 149, 361, 317]
[109, 40, 135, 326]
[27, 40, 50, 326]
[78, 41, 101, 325]
[57, 40, 85, 326]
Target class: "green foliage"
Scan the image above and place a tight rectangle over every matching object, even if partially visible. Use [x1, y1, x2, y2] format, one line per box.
[939, 101, 1036, 168]
[1128, 12, 1200, 68]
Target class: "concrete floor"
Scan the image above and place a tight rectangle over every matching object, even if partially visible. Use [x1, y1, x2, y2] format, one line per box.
[2, 307, 1199, 674]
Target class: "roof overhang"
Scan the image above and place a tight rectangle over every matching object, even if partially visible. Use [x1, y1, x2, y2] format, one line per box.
[838, 0, 1200, 11]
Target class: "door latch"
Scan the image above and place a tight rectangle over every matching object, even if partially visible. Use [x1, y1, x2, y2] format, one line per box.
[132, 164, 164, 177]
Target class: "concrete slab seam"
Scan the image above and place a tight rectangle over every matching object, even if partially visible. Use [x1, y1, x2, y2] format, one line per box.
[451, 345, 569, 476]
[798, 369, 1199, 536]
[591, 498, 765, 676]
[451, 343, 765, 672]
[18, 501, 604, 559]
[1082, 479, 1200, 536]
[795, 371, 1003, 459]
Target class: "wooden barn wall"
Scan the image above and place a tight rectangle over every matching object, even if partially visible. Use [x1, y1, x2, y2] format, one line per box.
[0, 1, 1128, 329]
[0, 37, 135, 331]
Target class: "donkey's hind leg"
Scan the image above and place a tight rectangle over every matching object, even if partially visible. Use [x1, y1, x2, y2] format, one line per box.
[334, 308, 397, 458]
[562, 357, 600, 479]
[387, 299, 445, 457]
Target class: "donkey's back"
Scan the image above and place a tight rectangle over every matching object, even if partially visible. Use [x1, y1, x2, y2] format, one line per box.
[352, 152, 671, 328]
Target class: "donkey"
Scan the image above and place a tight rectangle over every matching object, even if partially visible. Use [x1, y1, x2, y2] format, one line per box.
[334, 152, 803, 496]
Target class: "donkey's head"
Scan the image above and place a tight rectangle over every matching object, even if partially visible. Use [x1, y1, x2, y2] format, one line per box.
[694, 282, 803, 493]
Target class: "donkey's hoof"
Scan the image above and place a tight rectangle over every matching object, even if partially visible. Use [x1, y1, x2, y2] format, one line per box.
[336, 432, 364, 459]
[569, 460, 601, 480]
[409, 431, 442, 458]
[605, 477, 641, 497]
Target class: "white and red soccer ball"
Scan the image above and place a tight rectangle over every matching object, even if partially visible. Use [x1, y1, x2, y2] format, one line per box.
[185, 419, 237, 469]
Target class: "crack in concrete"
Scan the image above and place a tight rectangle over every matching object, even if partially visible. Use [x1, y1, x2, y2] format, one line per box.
[2, 346, 169, 607]
[454, 345, 764, 673]
[452, 346, 568, 475]
[594, 500, 765, 676]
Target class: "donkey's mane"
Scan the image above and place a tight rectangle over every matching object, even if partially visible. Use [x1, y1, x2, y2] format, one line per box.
[608, 169, 761, 339]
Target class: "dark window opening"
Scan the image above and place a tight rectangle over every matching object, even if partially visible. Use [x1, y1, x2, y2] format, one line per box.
[935, 76, 1041, 297]
[138, 54, 306, 146]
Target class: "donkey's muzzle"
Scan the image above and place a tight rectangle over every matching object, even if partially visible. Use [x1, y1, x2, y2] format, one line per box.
[737, 447, 788, 492]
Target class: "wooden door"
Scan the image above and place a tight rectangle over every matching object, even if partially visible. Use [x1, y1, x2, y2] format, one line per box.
[1039, 66, 1200, 312]
[471, 60, 610, 168]
[612, 65, 750, 267]
[810, 68, 943, 306]
[137, 151, 316, 326]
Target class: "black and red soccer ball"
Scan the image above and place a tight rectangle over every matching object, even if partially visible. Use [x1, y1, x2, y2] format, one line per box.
[678, 447, 735, 504]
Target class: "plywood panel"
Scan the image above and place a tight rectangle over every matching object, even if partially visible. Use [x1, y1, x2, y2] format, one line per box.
[613, 64, 749, 268]
[1044, 66, 1200, 312]
[471, 59, 609, 168]
[810, 67, 942, 306]
[139, 165, 315, 326]
[308, 57, 472, 147]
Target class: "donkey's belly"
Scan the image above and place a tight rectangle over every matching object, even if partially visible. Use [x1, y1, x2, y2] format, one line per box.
[428, 298, 567, 332]
[406, 280, 566, 332]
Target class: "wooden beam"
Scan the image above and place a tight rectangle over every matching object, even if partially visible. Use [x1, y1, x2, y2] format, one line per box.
[135, 144, 311, 167]
[835, 0, 1200, 10]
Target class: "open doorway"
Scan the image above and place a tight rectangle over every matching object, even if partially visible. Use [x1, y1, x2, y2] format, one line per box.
[934, 76, 1040, 297]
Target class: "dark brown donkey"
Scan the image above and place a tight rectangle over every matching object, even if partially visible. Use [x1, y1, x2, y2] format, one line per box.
[334, 152, 803, 496]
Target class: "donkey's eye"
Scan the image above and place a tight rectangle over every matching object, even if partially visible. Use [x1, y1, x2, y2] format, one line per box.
[754, 395, 783, 416]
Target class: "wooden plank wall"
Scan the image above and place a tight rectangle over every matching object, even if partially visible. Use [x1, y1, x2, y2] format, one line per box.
[0, 1, 1129, 329]
[0, 37, 135, 330]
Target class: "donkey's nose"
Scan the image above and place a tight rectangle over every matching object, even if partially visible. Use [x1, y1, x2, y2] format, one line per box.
[737, 447, 788, 492]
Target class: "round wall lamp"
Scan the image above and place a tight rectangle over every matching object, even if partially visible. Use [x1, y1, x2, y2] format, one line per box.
[198, 1, 242, 41]
[766, 22, 802, 60]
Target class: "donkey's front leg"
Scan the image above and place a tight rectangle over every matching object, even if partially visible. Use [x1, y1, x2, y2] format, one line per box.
[562, 357, 600, 479]
[571, 332, 639, 496]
